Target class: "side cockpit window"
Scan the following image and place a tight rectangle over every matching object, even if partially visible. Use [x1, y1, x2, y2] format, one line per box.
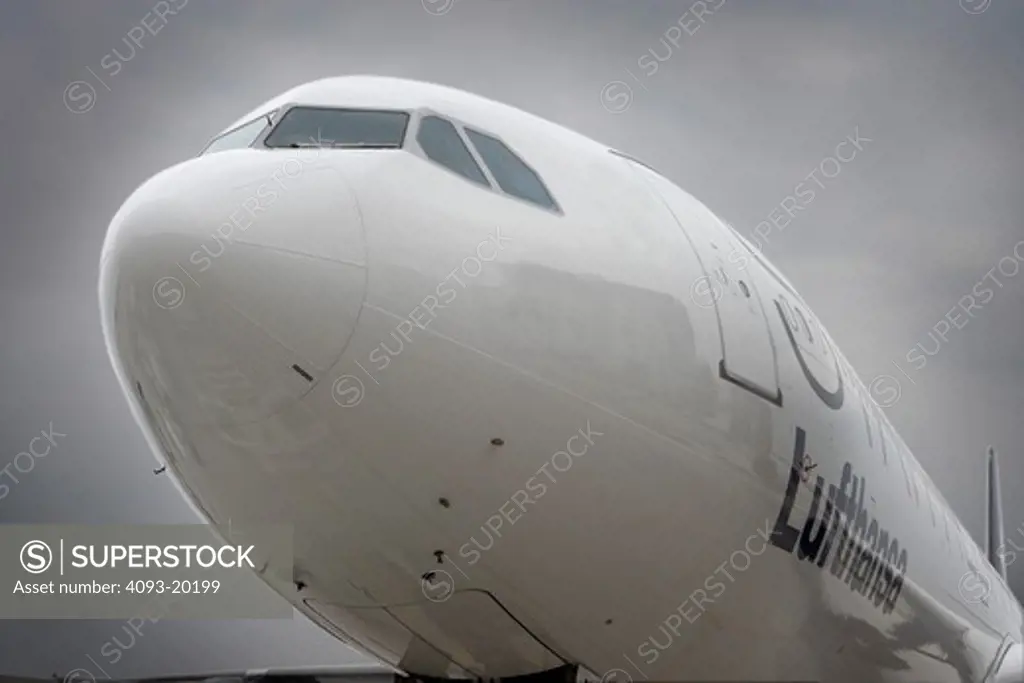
[411, 112, 561, 214]
[416, 115, 489, 186]
[465, 129, 559, 211]
[201, 113, 273, 155]
[264, 107, 409, 149]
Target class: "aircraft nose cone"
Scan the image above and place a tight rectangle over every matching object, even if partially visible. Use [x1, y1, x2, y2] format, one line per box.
[100, 154, 367, 427]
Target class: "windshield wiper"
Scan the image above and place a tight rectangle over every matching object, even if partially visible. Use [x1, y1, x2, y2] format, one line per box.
[280, 141, 399, 149]
[331, 142, 399, 148]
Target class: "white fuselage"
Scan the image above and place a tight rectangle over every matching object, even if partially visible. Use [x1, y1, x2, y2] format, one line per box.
[99, 76, 1022, 682]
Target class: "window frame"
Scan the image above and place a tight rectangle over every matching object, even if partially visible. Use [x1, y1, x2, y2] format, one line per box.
[462, 124, 562, 214]
[256, 102, 412, 150]
[217, 104, 564, 214]
[199, 109, 277, 156]
[406, 108, 563, 216]
[411, 112, 492, 188]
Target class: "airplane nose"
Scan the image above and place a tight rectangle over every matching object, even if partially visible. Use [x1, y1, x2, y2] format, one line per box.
[99, 154, 367, 427]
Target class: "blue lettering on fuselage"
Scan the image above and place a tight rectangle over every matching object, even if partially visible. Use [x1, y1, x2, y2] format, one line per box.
[771, 426, 908, 614]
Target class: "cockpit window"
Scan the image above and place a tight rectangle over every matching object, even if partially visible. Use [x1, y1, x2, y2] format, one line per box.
[201, 114, 273, 155]
[464, 129, 558, 211]
[264, 107, 409, 149]
[416, 115, 489, 186]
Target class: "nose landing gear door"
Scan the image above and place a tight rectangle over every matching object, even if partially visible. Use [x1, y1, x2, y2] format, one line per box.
[619, 156, 782, 405]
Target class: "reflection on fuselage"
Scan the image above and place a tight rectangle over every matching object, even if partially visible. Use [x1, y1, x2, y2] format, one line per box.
[99, 76, 1022, 683]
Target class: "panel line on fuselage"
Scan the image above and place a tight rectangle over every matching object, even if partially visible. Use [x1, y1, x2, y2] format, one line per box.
[358, 300, 783, 493]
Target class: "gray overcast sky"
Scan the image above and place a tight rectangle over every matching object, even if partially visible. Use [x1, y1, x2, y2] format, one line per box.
[1, 0, 1023, 677]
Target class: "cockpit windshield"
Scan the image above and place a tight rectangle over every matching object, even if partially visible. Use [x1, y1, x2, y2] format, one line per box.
[263, 107, 409, 149]
[201, 111, 274, 155]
